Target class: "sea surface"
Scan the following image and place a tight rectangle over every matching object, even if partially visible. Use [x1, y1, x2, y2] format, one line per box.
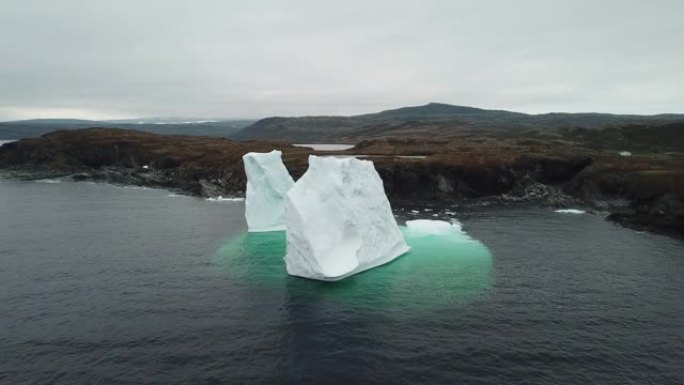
[1, 178, 683, 384]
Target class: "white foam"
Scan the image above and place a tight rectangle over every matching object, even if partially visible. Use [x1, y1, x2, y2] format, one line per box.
[167, 193, 190, 198]
[206, 196, 245, 202]
[554, 209, 586, 214]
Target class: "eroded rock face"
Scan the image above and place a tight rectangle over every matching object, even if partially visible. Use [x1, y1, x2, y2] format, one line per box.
[284, 156, 410, 281]
[243, 151, 295, 232]
[2, 128, 681, 239]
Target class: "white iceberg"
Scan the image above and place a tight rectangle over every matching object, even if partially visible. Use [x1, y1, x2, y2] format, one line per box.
[405, 219, 463, 235]
[285, 156, 410, 281]
[242, 150, 295, 232]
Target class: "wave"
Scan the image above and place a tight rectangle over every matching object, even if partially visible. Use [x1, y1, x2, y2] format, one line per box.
[205, 196, 244, 202]
[35, 179, 62, 184]
[167, 193, 190, 198]
[555, 209, 586, 214]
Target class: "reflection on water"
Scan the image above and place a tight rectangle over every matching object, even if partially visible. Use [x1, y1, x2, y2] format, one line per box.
[213, 227, 494, 311]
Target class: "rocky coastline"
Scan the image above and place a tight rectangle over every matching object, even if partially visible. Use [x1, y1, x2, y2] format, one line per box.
[1, 128, 682, 238]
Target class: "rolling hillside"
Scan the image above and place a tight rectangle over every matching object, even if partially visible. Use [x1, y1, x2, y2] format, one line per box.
[0, 119, 255, 140]
[234, 103, 684, 142]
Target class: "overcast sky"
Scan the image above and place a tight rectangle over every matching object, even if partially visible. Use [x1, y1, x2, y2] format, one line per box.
[1, 0, 682, 121]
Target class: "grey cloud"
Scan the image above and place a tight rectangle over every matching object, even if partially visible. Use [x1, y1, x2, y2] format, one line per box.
[0, 0, 682, 120]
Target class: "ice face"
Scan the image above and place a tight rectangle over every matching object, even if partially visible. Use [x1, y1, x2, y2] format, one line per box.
[242, 150, 295, 232]
[405, 219, 463, 235]
[284, 155, 410, 281]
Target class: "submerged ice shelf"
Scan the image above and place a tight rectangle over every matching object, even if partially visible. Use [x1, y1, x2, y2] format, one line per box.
[215, 220, 493, 308]
[405, 219, 463, 235]
[284, 156, 410, 281]
[243, 151, 295, 232]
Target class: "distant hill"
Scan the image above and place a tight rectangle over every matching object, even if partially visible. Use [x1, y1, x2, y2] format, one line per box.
[234, 103, 684, 142]
[0, 119, 255, 140]
[4, 103, 684, 143]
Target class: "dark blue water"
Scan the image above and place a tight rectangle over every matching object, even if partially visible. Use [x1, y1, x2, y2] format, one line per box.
[1, 178, 683, 384]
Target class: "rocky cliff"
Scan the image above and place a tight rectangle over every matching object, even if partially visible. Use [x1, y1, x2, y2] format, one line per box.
[1, 128, 682, 238]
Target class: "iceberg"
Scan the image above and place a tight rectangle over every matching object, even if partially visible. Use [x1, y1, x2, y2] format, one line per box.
[242, 150, 295, 232]
[285, 156, 410, 281]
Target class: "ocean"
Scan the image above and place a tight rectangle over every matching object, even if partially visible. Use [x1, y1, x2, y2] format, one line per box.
[1, 178, 683, 384]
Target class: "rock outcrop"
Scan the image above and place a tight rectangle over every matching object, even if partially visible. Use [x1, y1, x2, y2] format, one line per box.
[1, 128, 682, 238]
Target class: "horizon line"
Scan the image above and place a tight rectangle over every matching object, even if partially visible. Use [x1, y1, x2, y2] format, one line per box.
[2, 102, 684, 123]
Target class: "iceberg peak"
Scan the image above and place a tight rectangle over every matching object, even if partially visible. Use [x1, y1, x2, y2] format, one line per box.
[242, 150, 295, 232]
[284, 156, 410, 281]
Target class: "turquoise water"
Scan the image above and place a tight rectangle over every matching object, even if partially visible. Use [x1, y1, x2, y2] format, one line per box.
[214, 228, 494, 312]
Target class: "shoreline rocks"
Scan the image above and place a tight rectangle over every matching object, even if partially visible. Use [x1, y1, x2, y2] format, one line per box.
[1, 128, 682, 239]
